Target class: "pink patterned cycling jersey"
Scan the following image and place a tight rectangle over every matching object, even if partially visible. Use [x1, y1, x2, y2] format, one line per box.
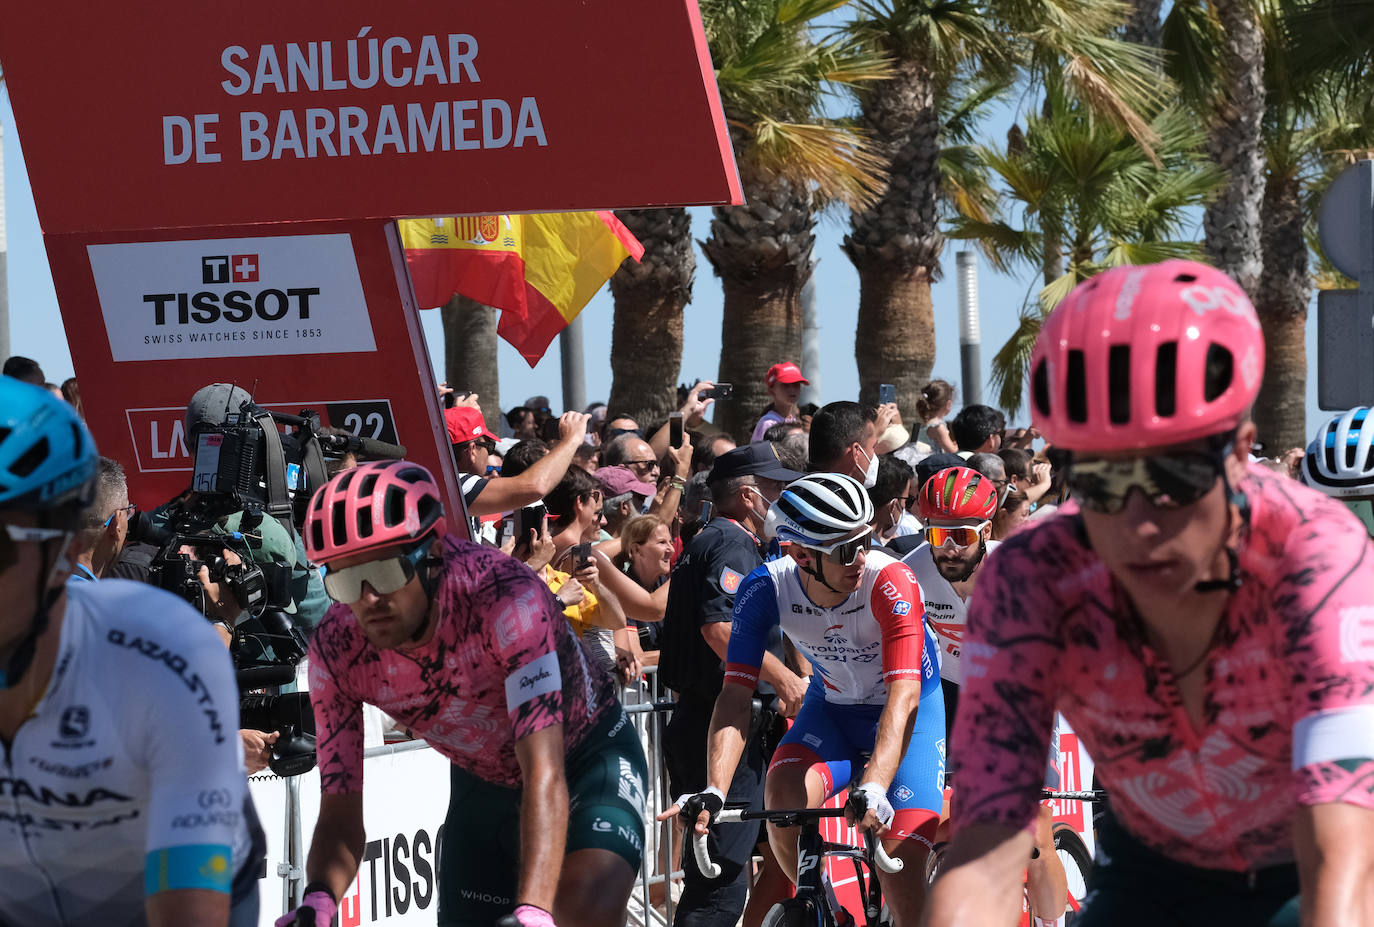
[953, 464, 1374, 871]
[308, 535, 618, 792]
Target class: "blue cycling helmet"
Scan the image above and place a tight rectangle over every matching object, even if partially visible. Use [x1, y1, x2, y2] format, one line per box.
[0, 377, 98, 524]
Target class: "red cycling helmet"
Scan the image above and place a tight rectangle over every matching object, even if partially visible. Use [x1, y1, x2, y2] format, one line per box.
[1030, 260, 1265, 453]
[918, 467, 998, 522]
[304, 460, 447, 565]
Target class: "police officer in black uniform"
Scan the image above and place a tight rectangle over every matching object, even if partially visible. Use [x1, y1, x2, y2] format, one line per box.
[659, 444, 809, 927]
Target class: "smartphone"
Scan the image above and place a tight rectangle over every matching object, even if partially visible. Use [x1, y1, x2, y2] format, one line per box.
[669, 412, 684, 447]
[518, 503, 546, 542]
[571, 542, 593, 569]
[702, 383, 733, 400]
[499, 518, 516, 547]
[879, 383, 896, 406]
[698, 500, 715, 523]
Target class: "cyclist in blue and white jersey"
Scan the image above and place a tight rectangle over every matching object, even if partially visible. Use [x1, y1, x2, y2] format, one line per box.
[0, 378, 261, 927]
[671, 474, 944, 927]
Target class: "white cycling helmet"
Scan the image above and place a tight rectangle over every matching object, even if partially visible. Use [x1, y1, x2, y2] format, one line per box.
[767, 473, 874, 546]
[1302, 407, 1374, 499]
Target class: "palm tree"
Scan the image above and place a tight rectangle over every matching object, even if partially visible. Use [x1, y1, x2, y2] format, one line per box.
[606, 207, 694, 424]
[842, 0, 1168, 418]
[441, 295, 501, 429]
[953, 86, 1221, 414]
[699, 0, 890, 440]
[1166, 0, 1374, 448]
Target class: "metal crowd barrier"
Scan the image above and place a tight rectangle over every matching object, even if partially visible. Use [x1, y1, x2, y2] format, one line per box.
[260, 665, 683, 926]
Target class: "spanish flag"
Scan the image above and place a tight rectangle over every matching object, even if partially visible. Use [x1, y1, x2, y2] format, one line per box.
[400, 213, 644, 366]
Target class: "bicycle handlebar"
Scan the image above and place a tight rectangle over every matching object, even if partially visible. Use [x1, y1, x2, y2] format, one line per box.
[691, 807, 903, 879]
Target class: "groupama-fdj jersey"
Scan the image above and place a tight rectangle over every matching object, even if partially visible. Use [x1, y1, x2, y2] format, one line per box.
[903, 540, 1001, 686]
[726, 550, 946, 841]
[954, 465, 1374, 871]
[0, 580, 258, 927]
[309, 536, 622, 791]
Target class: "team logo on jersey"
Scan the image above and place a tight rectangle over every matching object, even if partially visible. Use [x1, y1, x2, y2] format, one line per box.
[720, 567, 744, 594]
[59, 706, 90, 740]
[894, 785, 913, 802]
[892, 601, 912, 616]
[823, 624, 846, 644]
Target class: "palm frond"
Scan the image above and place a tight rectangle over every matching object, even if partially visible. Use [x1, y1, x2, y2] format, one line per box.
[988, 308, 1047, 417]
[748, 118, 888, 208]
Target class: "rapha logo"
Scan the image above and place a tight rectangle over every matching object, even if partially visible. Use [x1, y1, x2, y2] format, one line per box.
[519, 668, 552, 690]
[59, 706, 90, 740]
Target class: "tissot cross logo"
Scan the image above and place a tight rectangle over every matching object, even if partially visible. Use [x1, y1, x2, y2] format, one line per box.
[200, 254, 260, 284]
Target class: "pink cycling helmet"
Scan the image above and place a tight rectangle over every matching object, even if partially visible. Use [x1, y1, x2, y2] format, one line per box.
[304, 460, 447, 565]
[1030, 260, 1264, 453]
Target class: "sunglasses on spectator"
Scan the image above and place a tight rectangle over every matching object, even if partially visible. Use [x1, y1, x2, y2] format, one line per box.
[103, 504, 136, 527]
[806, 527, 873, 566]
[1068, 450, 1225, 515]
[624, 459, 657, 470]
[322, 540, 432, 604]
[607, 427, 643, 440]
[924, 522, 990, 548]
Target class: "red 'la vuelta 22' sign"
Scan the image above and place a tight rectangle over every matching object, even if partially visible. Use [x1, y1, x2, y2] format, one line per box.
[0, 0, 742, 519]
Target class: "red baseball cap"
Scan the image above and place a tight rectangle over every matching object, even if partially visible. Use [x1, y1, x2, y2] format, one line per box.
[766, 362, 809, 387]
[444, 406, 498, 445]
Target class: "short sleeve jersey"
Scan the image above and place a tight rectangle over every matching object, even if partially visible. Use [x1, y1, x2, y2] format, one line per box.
[659, 518, 783, 699]
[308, 535, 619, 792]
[953, 465, 1374, 870]
[902, 540, 1000, 686]
[725, 550, 930, 705]
[0, 580, 253, 927]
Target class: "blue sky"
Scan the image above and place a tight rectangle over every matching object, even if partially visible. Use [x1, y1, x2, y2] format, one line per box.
[0, 86, 1326, 442]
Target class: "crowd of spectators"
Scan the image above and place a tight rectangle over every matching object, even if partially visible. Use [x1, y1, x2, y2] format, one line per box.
[4, 349, 1320, 927]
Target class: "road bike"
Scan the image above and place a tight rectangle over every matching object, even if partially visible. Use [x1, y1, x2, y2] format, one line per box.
[694, 804, 904, 927]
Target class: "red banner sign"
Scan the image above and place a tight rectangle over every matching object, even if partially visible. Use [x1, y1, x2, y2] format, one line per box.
[0, 0, 741, 234]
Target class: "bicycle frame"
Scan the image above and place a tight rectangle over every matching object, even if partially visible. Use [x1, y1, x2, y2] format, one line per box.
[696, 806, 904, 927]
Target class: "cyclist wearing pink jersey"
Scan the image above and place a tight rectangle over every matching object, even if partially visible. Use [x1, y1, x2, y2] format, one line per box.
[276, 461, 646, 927]
[669, 474, 945, 927]
[923, 260, 1374, 927]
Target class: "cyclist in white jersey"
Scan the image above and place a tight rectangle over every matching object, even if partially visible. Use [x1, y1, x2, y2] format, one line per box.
[0, 378, 259, 927]
[669, 474, 945, 926]
[902, 466, 1066, 922]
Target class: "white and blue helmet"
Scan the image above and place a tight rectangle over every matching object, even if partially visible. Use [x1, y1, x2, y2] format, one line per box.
[1303, 407, 1374, 499]
[767, 473, 873, 546]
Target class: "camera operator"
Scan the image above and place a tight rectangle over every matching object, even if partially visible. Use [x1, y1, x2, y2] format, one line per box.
[66, 456, 132, 582]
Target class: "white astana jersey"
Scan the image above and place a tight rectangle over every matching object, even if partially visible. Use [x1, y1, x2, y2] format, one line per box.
[0, 580, 253, 927]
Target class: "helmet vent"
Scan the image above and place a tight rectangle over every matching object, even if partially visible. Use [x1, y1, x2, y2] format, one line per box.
[1108, 345, 1132, 424]
[11, 437, 50, 478]
[1032, 360, 1050, 418]
[1173, 272, 1197, 283]
[0, 427, 10, 446]
[356, 507, 373, 539]
[1066, 350, 1087, 423]
[310, 520, 325, 553]
[384, 486, 407, 528]
[70, 424, 84, 458]
[1155, 342, 1178, 417]
[358, 472, 378, 498]
[331, 501, 348, 548]
[1204, 344, 1234, 402]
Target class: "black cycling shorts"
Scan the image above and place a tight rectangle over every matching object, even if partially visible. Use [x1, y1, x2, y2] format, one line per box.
[436, 705, 647, 926]
[1076, 807, 1300, 927]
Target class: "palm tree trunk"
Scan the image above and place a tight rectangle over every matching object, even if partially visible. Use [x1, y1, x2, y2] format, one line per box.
[703, 174, 815, 441]
[845, 59, 941, 417]
[1254, 171, 1309, 452]
[607, 208, 693, 425]
[1202, 0, 1265, 297]
[715, 271, 805, 442]
[1124, 0, 1164, 48]
[853, 264, 936, 409]
[441, 295, 501, 429]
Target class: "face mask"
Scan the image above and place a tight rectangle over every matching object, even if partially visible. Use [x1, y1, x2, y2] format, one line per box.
[858, 445, 879, 489]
